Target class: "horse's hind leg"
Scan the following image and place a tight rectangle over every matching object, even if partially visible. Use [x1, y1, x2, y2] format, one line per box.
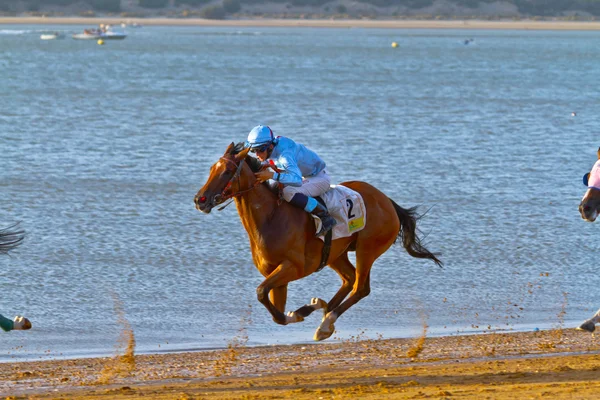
[325, 252, 356, 311]
[577, 308, 600, 332]
[315, 252, 375, 341]
[287, 253, 356, 323]
[270, 285, 287, 314]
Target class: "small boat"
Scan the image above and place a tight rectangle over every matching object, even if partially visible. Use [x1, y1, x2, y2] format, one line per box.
[121, 22, 141, 28]
[40, 32, 65, 40]
[72, 28, 126, 40]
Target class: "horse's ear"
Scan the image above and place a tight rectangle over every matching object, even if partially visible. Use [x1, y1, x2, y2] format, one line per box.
[232, 142, 246, 154]
[597, 147, 600, 159]
[236, 147, 251, 160]
[224, 142, 235, 155]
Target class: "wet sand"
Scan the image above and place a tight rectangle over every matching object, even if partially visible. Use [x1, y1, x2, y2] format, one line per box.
[3, 17, 600, 30]
[5, 328, 600, 399]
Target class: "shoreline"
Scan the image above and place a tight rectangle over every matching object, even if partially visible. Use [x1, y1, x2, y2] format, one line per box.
[0, 320, 570, 364]
[2, 16, 600, 30]
[4, 328, 600, 399]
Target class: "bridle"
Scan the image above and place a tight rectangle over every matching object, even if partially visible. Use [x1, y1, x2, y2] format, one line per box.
[211, 156, 261, 210]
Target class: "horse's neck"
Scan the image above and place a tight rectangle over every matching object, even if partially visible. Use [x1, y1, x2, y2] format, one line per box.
[234, 171, 281, 242]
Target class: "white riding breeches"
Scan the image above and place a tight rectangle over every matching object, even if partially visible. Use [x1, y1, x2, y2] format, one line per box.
[282, 169, 331, 202]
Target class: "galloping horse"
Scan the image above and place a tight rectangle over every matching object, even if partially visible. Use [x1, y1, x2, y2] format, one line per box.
[194, 143, 442, 340]
[578, 147, 600, 332]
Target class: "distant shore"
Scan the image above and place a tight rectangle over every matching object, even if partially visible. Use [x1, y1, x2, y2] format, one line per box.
[3, 16, 600, 30]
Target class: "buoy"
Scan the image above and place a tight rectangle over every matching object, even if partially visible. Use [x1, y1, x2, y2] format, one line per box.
[97, 39, 104, 45]
[391, 42, 398, 48]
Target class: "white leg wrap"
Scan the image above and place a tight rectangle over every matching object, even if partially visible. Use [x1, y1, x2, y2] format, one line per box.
[285, 311, 304, 324]
[310, 297, 327, 312]
[285, 298, 328, 324]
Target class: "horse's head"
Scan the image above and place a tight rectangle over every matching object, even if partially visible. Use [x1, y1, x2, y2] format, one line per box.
[579, 147, 600, 222]
[194, 142, 251, 214]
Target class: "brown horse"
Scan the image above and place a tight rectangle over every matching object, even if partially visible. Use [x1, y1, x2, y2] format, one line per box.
[577, 147, 600, 332]
[194, 143, 442, 340]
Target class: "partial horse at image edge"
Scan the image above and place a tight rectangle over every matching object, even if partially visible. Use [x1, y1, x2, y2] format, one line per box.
[577, 147, 600, 332]
[194, 143, 442, 341]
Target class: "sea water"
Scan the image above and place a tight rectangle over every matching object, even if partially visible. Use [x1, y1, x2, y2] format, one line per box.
[1, 25, 600, 361]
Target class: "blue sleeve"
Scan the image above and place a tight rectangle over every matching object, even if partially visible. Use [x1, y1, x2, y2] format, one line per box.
[0, 314, 13, 332]
[274, 152, 303, 187]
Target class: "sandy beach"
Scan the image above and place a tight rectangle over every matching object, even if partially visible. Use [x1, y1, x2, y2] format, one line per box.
[2, 16, 600, 30]
[3, 327, 600, 399]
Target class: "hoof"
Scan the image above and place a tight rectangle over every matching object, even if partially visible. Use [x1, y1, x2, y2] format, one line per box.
[314, 325, 335, 341]
[286, 311, 304, 324]
[577, 320, 596, 333]
[313, 324, 335, 342]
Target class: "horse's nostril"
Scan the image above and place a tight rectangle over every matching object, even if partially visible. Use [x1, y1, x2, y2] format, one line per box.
[584, 205, 591, 212]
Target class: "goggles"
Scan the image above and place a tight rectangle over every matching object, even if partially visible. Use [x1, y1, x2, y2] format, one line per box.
[250, 143, 270, 154]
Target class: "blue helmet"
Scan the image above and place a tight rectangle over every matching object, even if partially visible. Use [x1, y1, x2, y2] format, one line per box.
[246, 125, 274, 149]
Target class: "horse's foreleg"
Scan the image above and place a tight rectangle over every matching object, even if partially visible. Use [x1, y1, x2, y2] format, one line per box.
[288, 254, 357, 324]
[577, 308, 600, 333]
[256, 261, 299, 325]
[286, 297, 328, 323]
[269, 285, 287, 314]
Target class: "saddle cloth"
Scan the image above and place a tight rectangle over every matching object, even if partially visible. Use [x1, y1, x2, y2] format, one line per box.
[312, 185, 367, 241]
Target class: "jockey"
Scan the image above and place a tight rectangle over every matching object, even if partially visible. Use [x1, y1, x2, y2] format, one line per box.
[246, 125, 337, 236]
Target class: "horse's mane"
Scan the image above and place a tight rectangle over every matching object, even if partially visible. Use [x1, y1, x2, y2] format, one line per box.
[231, 142, 263, 173]
[0, 224, 24, 255]
[230, 142, 280, 197]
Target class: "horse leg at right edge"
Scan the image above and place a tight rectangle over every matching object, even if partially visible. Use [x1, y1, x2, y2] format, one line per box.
[578, 309, 600, 332]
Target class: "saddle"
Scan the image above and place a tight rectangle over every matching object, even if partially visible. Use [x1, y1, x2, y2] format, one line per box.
[312, 185, 367, 242]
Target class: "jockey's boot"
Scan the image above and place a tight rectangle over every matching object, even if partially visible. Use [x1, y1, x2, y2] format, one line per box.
[311, 203, 337, 237]
[289, 193, 337, 237]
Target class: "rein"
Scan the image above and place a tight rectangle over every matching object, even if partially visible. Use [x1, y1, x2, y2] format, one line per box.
[215, 156, 261, 211]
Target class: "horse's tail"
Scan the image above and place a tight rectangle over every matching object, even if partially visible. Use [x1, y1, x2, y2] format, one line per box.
[0, 224, 24, 255]
[388, 198, 443, 267]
